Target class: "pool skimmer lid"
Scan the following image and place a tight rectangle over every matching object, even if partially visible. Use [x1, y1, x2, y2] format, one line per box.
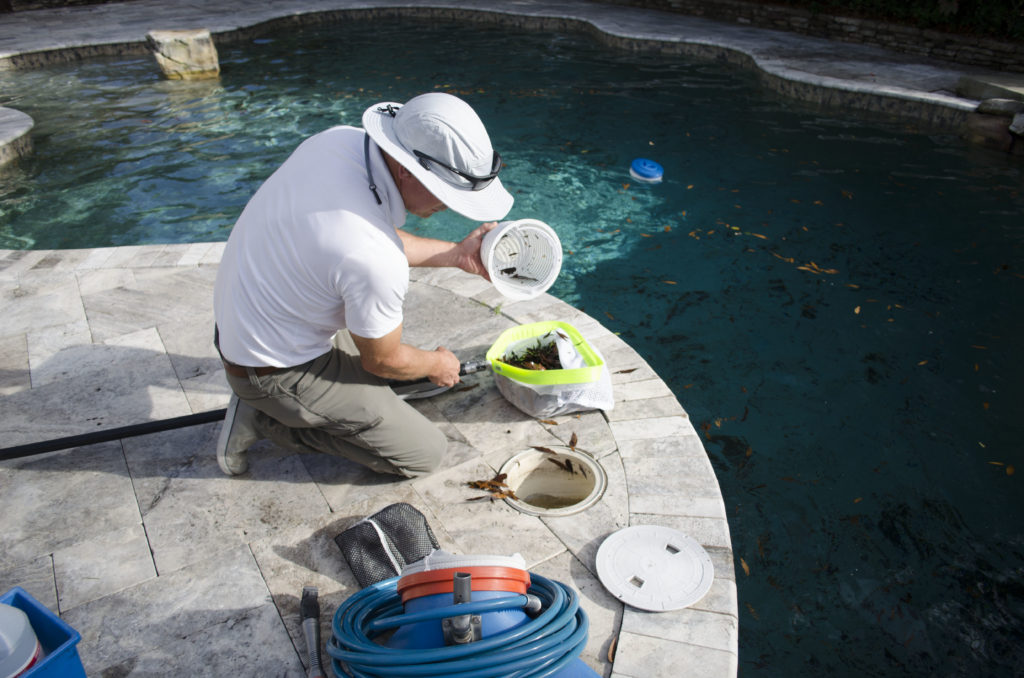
[596, 525, 714, 611]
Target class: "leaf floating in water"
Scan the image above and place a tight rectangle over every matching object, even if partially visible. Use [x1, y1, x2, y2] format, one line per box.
[740, 558, 750, 576]
[842, 190, 854, 199]
[917, 360, 927, 366]
[746, 603, 759, 620]
[854, 306, 861, 315]
[662, 280, 677, 285]
[854, 497, 863, 503]
[1008, 466, 1016, 476]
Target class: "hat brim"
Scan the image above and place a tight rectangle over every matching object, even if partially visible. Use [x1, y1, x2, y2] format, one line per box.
[363, 102, 514, 222]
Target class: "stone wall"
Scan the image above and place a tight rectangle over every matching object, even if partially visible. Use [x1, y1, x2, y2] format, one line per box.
[600, 0, 1024, 72]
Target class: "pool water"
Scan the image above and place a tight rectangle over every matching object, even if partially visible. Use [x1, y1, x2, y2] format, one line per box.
[3, 17, 1024, 676]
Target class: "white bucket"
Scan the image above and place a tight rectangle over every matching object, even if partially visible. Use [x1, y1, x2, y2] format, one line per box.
[0, 603, 41, 678]
[480, 219, 562, 300]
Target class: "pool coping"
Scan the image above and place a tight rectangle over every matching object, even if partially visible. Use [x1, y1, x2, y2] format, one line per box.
[0, 0, 1011, 166]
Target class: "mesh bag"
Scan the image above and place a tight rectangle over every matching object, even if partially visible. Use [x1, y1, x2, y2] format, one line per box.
[334, 503, 440, 589]
[486, 321, 614, 418]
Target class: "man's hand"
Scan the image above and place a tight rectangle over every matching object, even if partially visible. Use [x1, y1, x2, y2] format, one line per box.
[430, 346, 461, 387]
[351, 326, 461, 387]
[456, 221, 499, 280]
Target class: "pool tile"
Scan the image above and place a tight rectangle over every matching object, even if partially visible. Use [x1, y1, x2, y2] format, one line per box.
[612, 378, 676, 401]
[73, 247, 118, 270]
[610, 414, 692, 440]
[0, 555, 57, 612]
[531, 549, 624, 677]
[0, 332, 30, 395]
[248, 513, 363, 669]
[122, 425, 331, 574]
[612, 629, 738, 677]
[61, 544, 285, 675]
[621, 605, 738, 654]
[52, 522, 156, 612]
[607, 395, 688, 421]
[0, 441, 141, 570]
[75, 266, 135, 295]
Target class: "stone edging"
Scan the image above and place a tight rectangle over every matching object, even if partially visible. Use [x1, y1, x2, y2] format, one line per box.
[602, 0, 1024, 72]
[0, 4, 985, 135]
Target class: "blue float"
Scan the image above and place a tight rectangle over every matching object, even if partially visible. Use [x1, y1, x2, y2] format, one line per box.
[629, 158, 664, 183]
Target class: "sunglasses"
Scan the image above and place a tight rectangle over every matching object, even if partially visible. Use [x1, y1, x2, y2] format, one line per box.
[413, 149, 503, 191]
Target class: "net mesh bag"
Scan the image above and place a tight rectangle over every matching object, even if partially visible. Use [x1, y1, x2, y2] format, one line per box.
[486, 321, 614, 418]
[334, 503, 440, 589]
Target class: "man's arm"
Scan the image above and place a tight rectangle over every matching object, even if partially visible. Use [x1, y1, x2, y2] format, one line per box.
[350, 323, 461, 387]
[398, 221, 498, 279]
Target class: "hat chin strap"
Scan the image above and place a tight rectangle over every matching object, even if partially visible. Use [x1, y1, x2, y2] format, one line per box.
[364, 133, 383, 206]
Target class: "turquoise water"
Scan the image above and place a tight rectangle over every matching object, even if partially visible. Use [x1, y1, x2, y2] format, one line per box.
[3, 18, 1024, 676]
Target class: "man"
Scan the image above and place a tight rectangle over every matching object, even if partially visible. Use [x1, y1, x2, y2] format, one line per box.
[212, 92, 512, 478]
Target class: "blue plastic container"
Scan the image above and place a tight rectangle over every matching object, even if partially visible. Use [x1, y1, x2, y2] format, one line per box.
[0, 587, 85, 678]
[387, 589, 528, 650]
[629, 158, 664, 183]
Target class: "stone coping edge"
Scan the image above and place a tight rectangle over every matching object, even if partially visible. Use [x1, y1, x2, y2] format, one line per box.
[0, 3, 974, 131]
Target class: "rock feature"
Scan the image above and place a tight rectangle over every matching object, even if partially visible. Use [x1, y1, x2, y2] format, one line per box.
[146, 29, 219, 80]
[0, 106, 33, 167]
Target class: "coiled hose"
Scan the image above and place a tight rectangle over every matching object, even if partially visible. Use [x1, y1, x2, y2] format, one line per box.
[328, 573, 589, 678]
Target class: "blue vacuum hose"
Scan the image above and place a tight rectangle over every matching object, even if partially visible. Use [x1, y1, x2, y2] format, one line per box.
[327, 573, 589, 678]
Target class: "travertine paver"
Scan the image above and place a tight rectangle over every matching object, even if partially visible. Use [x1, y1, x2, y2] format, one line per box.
[0, 244, 735, 677]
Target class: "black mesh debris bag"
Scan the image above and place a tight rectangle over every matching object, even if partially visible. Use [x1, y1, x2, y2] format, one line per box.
[335, 502, 440, 588]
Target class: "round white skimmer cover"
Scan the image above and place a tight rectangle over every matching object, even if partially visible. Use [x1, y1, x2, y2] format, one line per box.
[596, 525, 714, 611]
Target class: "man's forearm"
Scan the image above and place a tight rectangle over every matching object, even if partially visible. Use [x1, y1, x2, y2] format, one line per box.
[398, 230, 459, 268]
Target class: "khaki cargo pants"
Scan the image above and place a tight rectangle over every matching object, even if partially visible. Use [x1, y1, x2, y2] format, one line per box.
[221, 330, 446, 478]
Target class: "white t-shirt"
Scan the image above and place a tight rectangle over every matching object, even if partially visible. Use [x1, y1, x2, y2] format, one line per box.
[214, 126, 409, 367]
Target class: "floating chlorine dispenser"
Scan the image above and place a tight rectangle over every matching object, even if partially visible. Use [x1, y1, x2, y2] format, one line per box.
[480, 219, 562, 300]
[628, 158, 664, 183]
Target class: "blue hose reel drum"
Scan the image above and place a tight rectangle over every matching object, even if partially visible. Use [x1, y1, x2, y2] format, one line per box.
[329, 551, 600, 677]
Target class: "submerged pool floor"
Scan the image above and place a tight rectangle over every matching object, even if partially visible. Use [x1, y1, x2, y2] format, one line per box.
[1, 13, 1023, 677]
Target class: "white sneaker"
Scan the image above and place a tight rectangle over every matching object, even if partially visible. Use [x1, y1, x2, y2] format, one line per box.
[216, 395, 261, 475]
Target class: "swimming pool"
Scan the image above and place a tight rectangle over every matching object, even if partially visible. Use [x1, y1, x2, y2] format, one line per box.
[2, 16, 1023, 676]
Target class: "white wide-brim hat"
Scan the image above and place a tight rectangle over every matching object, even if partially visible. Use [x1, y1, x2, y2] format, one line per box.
[363, 93, 514, 222]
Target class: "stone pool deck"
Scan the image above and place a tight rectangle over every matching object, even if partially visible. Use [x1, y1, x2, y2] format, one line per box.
[0, 1, 1018, 676]
[0, 245, 733, 677]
